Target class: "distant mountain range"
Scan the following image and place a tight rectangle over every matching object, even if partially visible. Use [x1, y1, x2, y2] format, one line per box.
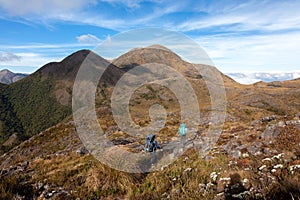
[0, 69, 27, 84]
[2, 69, 299, 85]
[226, 72, 300, 84]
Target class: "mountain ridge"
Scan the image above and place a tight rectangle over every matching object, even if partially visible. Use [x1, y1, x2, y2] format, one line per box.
[227, 72, 300, 84]
[0, 69, 27, 84]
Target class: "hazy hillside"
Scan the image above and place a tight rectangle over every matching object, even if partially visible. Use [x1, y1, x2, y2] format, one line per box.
[227, 72, 300, 84]
[0, 69, 27, 84]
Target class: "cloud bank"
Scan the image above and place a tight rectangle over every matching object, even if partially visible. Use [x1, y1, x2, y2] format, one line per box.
[0, 52, 21, 62]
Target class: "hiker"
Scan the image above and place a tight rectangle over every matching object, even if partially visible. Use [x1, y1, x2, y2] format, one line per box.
[145, 134, 159, 152]
[178, 123, 187, 145]
[145, 134, 159, 165]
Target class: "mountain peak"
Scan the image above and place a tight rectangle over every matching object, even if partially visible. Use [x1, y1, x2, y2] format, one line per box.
[37, 49, 93, 81]
[113, 44, 182, 68]
[0, 69, 12, 73]
[0, 69, 27, 84]
[146, 44, 172, 51]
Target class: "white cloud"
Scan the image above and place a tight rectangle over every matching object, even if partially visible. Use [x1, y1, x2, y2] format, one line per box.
[77, 34, 101, 45]
[100, 0, 141, 8]
[99, 0, 164, 9]
[178, 1, 300, 32]
[0, 0, 299, 73]
[0, 52, 65, 73]
[0, 0, 97, 16]
[227, 72, 300, 84]
[0, 0, 181, 31]
[195, 31, 300, 72]
[0, 51, 21, 62]
[0, 43, 93, 50]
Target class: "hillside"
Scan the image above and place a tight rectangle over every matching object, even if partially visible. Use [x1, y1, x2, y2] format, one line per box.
[0, 46, 299, 199]
[0, 69, 27, 84]
[0, 109, 299, 199]
[0, 50, 96, 150]
[0, 83, 24, 153]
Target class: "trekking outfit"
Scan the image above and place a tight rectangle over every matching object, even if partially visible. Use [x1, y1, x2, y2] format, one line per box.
[145, 134, 159, 152]
[178, 123, 187, 145]
[145, 134, 159, 165]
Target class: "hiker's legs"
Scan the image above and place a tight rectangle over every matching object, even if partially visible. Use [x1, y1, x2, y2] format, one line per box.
[181, 135, 186, 146]
[151, 151, 157, 165]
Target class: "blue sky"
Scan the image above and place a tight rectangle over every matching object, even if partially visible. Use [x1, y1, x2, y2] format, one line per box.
[0, 0, 300, 73]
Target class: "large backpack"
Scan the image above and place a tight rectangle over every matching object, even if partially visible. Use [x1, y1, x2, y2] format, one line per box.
[178, 123, 187, 136]
[145, 134, 156, 152]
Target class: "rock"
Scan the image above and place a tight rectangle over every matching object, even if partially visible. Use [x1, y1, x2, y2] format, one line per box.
[219, 177, 231, 182]
[44, 184, 50, 190]
[262, 158, 272, 163]
[289, 165, 300, 174]
[272, 153, 284, 161]
[171, 188, 181, 195]
[216, 192, 224, 197]
[184, 167, 192, 173]
[21, 161, 29, 168]
[232, 191, 250, 199]
[105, 125, 119, 136]
[76, 146, 89, 155]
[214, 192, 225, 200]
[231, 150, 241, 159]
[210, 172, 219, 183]
[286, 120, 300, 125]
[204, 156, 215, 161]
[255, 193, 263, 198]
[242, 153, 249, 158]
[242, 179, 251, 190]
[206, 182, 216, 191]
[199, 183, 207, 194]
[258, 165, 267, 171]
[273, 164, 283, 169]
[111, 138, 134, 145]
[261, 115, 277, 123]
[277, 121, 286, 127]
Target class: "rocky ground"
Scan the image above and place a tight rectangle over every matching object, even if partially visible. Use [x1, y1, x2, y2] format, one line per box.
[0, 113, 299, 199]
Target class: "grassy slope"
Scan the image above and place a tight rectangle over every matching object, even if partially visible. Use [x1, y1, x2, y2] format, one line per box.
[0, 83, 24, 149]
[0, 50, 92, 149]
[0, 117, 299, 199]
[6, 72, 71, 138]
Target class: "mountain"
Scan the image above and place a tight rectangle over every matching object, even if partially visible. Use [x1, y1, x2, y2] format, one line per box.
[0, 50, 93, 150]
[0, 49, 126, 151]
[0, 83, 24, 151]
[0, 69, 27, 84]
[0, 46, 299, 199]
[227, 72, 300, 84]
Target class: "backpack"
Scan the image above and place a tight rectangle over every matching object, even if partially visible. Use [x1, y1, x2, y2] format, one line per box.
[178, 123, 187, 136]
[145, 134, 156, 152]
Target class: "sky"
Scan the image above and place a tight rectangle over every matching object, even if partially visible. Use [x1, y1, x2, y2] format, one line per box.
[0, 0, 300, 74]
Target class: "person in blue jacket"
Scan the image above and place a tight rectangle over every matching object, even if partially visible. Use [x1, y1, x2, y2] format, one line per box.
[178, 123, 187, 145]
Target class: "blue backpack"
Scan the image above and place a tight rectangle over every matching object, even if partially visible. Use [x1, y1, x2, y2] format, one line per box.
[145, 134, 157, 152]
[178, 123, 187, 136]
